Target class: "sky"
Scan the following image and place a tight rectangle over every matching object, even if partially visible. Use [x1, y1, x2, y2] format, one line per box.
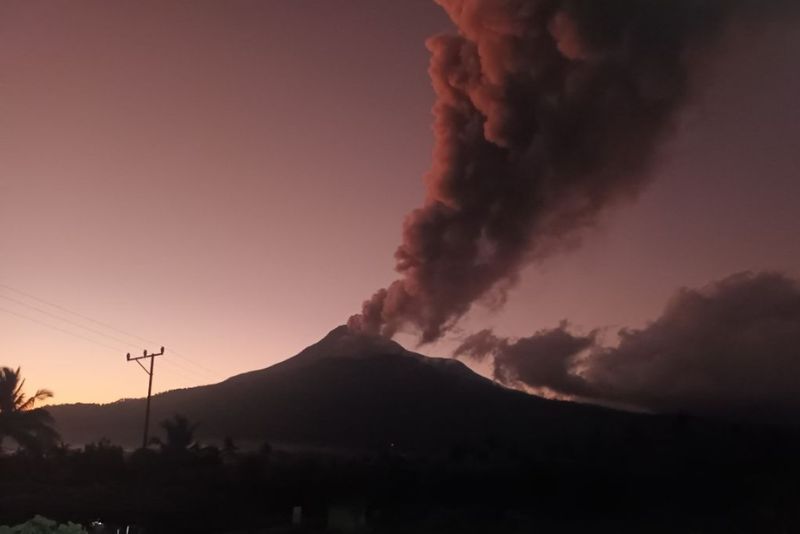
[1, 1, 798, 405]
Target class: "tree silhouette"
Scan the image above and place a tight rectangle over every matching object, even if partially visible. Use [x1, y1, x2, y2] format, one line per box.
[223, 436, 237, 454]
[0, 366, 59, 453]
[157, 414, 198, 454]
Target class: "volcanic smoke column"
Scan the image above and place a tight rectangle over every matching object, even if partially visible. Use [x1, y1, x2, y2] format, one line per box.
[349, 0, 783, 343]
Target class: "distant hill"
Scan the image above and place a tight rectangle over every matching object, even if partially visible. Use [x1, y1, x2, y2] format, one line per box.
[48, 325, 648, 450]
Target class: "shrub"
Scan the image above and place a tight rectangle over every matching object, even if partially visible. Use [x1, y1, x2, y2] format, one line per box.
[0, 515, 86, 534]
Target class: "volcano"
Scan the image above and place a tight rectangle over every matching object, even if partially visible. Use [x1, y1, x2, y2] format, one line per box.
[48, 326, 635, 450]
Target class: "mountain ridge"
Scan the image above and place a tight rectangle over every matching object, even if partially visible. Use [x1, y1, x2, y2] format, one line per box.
[47, 325, 632, 450]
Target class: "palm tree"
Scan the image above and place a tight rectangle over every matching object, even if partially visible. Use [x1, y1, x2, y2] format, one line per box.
[0, 366, 59, 453]
[157, 414, 198, 454]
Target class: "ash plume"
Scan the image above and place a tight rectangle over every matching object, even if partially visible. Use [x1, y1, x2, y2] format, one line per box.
[456, 272, 800, 421]
[350, 0, 792, 343]
[455, 323, 597, 397]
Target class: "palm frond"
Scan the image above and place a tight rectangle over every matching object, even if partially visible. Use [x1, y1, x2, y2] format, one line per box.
[0, 367, 59, 453]
[18, 389, 53, 411]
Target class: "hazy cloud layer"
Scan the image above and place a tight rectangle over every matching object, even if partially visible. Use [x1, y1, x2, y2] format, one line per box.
[456, 272, 800, 420]
[349, 0, 794, 343]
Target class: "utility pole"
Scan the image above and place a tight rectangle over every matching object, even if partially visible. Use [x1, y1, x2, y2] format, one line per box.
[126, 347, 164, 449]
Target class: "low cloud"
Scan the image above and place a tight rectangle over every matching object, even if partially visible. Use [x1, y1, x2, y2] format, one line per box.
[456, 272, 800, 421]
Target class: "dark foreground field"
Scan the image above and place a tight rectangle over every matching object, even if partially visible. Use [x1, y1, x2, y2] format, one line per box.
[2, 421, 800, 534]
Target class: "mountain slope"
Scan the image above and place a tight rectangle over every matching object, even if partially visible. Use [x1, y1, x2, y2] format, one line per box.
[48, 325, 633, 450]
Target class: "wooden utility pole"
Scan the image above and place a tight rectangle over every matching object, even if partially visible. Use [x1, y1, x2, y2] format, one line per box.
[126, 347, 164, 449]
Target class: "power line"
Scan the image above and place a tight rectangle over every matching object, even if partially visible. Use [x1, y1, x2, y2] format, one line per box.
[160, 356, 215, 382]
[0, 293, 142, 350]
[0, 306, 124, 353]
[164, 347, 218, 377]
[0, 283, 158, 345]
[1, 305, 216, 397]
[0, 283, 218, 377]
[157, 362, 207, 386]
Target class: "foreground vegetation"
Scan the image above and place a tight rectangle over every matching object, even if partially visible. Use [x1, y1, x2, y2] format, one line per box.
[0, 367, 58, 454]
[1, 417, 800, 533]
[0, 516, 86, 534]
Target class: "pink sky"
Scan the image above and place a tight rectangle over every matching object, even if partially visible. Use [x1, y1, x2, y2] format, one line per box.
[1, 1, 798, 404]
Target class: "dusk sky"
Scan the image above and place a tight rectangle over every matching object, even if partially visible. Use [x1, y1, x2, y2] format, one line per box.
[1, 1, 798, 405]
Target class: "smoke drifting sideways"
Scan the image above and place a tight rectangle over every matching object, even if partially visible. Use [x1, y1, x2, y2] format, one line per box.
[349, 0, 794, 343]
[455, 272, 800, 422]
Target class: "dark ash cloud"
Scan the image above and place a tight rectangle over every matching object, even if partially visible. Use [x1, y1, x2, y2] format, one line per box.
[349, 0, 794, 343]
[456, 272, 800, 420]
[454, 324, 596, 398]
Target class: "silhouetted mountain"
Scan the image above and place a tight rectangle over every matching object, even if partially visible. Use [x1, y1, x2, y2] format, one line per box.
[24, 327, 800, 534]
[48, 326, 648, 450]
